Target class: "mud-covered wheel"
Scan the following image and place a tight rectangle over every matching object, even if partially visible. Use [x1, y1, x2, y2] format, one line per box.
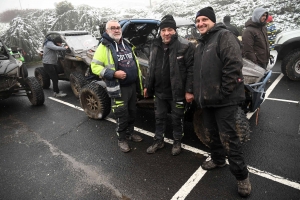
[70, 72, 87, 98]
[25, 77, 45, 106]
[281, 49, 300, 81]
[34, 67, 50, 89]
[193, 107, 250, 148]
[79, 82, 111, 119]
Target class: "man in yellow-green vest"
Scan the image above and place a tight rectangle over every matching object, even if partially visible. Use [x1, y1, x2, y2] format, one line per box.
[91, 20, 143, 153]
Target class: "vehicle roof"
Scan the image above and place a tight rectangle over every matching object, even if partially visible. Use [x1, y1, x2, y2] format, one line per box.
[46, 31, 90, 37]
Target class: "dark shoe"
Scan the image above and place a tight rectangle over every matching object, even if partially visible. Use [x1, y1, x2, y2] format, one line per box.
[146, 139, 164, 154]
[201, 160, 226, 170]
[126, 134, 143, 142]
[237, 175, 251, 197]
[172, 140, 181, 156]
[118, 140, 130, 153]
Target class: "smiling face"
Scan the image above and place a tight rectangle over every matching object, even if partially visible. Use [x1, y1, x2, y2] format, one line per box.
[195, 16, 215, 35]
[106, 21, 122, 42]
[160, 27, 176, 44]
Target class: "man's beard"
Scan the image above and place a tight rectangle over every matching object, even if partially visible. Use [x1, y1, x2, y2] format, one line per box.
[108, 32, 122, 42]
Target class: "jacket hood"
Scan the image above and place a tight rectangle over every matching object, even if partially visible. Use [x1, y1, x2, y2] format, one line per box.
[252, 7, 268, 24]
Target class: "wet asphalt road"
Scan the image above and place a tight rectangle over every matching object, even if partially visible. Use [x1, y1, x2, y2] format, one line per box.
[0, 61, 300, 200]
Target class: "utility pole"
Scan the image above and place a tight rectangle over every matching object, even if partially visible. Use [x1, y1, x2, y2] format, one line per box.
[150, 0, 152, 8]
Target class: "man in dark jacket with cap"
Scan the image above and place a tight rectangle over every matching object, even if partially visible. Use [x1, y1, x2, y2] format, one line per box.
[144, 14, 194, 156]
[223, 15, 239, 37]
[194, 7, 251, 197]
[242, 7, 270, 69]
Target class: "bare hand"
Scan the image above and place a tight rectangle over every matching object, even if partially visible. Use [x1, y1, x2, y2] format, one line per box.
[185, 92, 194, 103]
[143, 88, 148, 98]
[114, 70, 126, 80]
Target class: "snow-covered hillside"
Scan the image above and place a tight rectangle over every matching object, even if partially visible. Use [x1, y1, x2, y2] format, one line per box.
[0, 0, 299, 61]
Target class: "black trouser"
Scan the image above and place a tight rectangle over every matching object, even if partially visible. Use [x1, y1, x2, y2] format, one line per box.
[154, 96, 185, 141]
[111, 83, 136, 141]
[202, 105, 249, 180]
[43, 63, 59, 93]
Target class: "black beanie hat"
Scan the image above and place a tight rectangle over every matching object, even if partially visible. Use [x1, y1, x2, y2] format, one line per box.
[54, 36, 63, 44]
[195, 6, 216, 23]
[223, 15, 231, 23]
[160, 14, 176, 30]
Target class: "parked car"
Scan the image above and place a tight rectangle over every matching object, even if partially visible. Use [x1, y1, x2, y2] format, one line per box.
[274, 29, 300, 80]
[0, 39, 44, 105]
[35, 31, 99, 98]
[78, 18, 251, 148]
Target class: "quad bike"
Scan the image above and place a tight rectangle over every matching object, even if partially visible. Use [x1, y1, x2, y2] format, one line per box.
[0, 39, 44, 105]
[79, 19, 277, 148]
[35, 31, 99, 98]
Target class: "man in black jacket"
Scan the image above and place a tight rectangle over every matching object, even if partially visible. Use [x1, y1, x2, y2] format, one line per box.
[223, 15, 239, 37]
[144, 15, 194, 156]
[194, 7, 251, 197]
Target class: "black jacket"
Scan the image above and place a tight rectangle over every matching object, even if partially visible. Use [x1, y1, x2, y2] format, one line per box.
[224, 22, 240, 37]
[193, 23, 245, 108]
[145, 33, 194, 102]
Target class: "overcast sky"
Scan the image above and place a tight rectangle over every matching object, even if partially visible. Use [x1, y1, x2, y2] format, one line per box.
[0, 0, 162, 12]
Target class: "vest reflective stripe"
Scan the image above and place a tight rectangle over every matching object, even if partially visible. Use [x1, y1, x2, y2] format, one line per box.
[92, 59, 104, 66]
[100, 67, 107, 78]
[107, 85, 120, 92]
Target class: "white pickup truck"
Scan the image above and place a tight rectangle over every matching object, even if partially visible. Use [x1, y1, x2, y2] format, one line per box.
[274, 29, 300, 80]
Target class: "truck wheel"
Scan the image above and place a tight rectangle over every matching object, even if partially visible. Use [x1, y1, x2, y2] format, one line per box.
[34, 67, 50, 89]
[25, 77, 45, 106]
[193, 107, 250, 148]
[20, 64, 28, 78]
[79, 82, 111, 119]
[281, 49, 300, 81]
[70, 72, 87, 98]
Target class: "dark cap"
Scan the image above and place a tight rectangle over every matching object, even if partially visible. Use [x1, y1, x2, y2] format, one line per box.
[195, 6, 216, 23]
[223, 15, 231, 23]
[54, 36, 63, 44]
[160, 14, 176, 30]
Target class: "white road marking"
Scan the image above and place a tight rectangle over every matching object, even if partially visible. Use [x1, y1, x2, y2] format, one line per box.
[49, 92, 300, 199]
[170, 166, 207, 200]
[266, 98, 299, 104]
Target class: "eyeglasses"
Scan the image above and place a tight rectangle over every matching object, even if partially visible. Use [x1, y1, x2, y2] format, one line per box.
[107, 26, 121, 31]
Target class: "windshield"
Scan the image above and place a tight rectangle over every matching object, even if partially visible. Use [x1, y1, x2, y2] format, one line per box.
[64, 35, 98, 52]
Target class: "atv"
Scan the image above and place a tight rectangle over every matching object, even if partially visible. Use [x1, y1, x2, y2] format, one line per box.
[0, 39, 44, 105]
[35, 31, 99, 98]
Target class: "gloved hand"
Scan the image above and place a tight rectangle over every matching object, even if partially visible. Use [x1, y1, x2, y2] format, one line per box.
[269, 55, 274, 64]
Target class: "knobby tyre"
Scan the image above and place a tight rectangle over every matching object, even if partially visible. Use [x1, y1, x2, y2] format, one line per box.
[79, 82, 111, 119]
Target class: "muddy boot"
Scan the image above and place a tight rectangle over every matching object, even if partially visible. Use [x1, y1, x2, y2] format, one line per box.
[126, 134, 143, 142]
[118, 140, 130, 153]
[146, 139, 164, 154]
[201, 160, 226, 170]
[237, 174, 251, 197]
[171, 140, 181, 156]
